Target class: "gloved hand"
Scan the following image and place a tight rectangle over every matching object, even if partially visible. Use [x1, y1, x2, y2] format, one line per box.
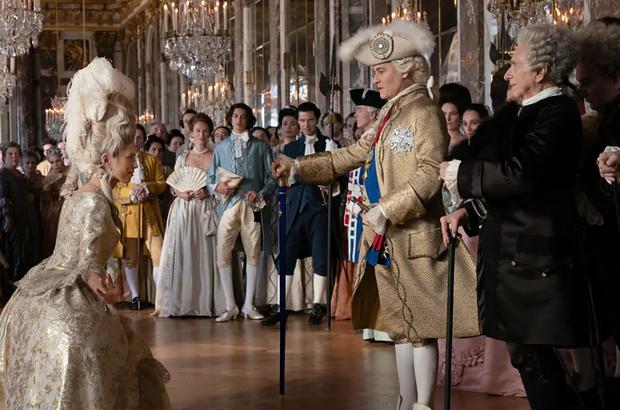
[365, 204, 387, 235]
[346, 201, 363, 218]
[325, 139, 339, 152]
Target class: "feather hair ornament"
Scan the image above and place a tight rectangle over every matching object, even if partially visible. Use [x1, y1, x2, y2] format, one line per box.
[63, 57, 135, 176]
[338, 20, 435, 66]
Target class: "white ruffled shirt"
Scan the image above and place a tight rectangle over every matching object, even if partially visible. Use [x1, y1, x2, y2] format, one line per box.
[232, 130, 250, 159]
[304, 134, 318, 155]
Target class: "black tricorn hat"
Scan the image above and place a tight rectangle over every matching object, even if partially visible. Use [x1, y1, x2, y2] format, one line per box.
[350, 88, 386, 109]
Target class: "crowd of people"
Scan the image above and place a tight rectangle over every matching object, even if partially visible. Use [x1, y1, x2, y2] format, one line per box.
[0, 15, 618, 410]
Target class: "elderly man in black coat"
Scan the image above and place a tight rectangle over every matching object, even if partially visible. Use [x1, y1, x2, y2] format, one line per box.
[440, 25, 591, 410]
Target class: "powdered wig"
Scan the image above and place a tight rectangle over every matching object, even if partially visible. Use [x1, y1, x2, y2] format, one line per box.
[573, 20, 620, 78]
[391, 55, 431, 84]
[517, 25, 576, 85]
[63, 58, 135, 201]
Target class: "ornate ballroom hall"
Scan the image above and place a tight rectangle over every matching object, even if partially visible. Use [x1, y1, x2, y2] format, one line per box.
[0, 1, 618, 409]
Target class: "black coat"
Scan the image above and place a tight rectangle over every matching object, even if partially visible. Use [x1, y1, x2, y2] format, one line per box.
[283, 134, 329, 231]
[455, 95, 591, 347]
[283, 133, 345, 260]
[575, 94, 620, 341]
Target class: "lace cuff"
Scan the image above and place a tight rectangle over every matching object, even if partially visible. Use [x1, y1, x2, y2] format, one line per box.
[287, 159, 300, 186]
[444, 160, 462, 203]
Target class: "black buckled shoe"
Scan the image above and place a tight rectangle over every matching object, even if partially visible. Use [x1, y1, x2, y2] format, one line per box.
[128, 297, 141, 311]
[261, 305, 286, 326]
[308, 303, 326, 325]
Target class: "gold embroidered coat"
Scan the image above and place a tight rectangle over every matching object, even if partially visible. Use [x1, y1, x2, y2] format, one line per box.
[113, 152, 166, 258]
[298, 84, 479, 343]
[0, 191, 171, 409]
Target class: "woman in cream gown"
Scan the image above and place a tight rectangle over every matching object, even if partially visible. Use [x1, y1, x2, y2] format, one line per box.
[0, 58, 171, 410]
[153, 113, 225, 317]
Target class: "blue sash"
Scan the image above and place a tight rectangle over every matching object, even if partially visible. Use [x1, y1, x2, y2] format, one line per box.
[364, 151, 390, 267]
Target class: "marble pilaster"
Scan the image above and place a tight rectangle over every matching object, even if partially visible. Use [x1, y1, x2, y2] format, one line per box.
[242, 4, 253, 105]
[269, 0, 280, 122]
[279, 0, 289, 107]
[458, 0, 485, 103]
[314, 0, 329, 111]
[233, 0, 244, 102]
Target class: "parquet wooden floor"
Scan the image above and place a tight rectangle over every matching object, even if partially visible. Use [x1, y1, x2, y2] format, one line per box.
[123, 309, 530, 410]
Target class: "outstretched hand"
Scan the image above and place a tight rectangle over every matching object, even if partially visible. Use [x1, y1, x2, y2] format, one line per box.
[272, 156, 293, 178]
[87, 273, 130, 304]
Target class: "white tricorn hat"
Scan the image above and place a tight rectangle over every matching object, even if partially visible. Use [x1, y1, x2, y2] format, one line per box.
[338, 20, 435, 66]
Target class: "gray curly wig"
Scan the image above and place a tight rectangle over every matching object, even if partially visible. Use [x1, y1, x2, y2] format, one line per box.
[517, 25, 576, 85]
[392, 55, 431, 84]
[573, 21, 620, 78]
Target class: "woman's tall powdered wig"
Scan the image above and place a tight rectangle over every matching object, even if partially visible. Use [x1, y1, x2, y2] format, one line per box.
[62, 58, 135, 202]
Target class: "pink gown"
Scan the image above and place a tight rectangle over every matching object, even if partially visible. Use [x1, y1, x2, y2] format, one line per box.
[438, 232, 526, 397]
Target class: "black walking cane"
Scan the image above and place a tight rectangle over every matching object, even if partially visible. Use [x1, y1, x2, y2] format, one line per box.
[444, 230, 457, 410]
[278, 176, 287, 396]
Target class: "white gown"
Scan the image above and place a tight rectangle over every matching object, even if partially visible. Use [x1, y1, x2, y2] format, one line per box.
[153, 153, 226, 317]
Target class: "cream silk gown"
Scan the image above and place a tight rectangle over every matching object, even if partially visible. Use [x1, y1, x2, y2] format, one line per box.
[0, 191, 171, 409]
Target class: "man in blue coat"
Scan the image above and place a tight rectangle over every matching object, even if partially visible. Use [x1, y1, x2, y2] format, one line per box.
[262, 102, 341, 326]
[208, 102, 276, 323]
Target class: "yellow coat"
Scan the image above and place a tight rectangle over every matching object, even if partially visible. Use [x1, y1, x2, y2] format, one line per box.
[298, 84, 479, 343]
[113, 153, 166, 257]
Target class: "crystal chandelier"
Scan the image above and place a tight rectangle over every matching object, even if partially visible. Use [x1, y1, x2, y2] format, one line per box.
[0, 0, 44, 57]
[162, 1, 232, 82]
[138, 108, 155, 125]
[44, 96, 66, 140]
[0, 56, 16, 105]
[488, 0, 583, 39]
[550, 0, 584, 29]
[382, 0, 428, 26]
[181, 66, 234, 126]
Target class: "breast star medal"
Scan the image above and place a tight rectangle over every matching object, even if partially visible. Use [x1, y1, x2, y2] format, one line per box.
[389, 127, 415, 154]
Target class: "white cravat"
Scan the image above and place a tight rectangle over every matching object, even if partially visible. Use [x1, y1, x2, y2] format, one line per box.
[232, 131, 250, 159]
[304, 134, 318, 155]
[521, 86, 562, 107]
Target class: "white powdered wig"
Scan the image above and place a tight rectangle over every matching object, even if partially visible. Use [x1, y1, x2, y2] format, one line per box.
[338, 20, 435, 64]
[64, 57, 135, 176]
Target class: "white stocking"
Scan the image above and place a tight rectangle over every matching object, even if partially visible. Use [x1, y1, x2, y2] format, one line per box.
[243, 264, 258, 309]
[218, 265, 236, 310]
[395, 343, 417, 410]
[312, 274, 327, 304]
[413, 341, 438, 407]
[571, 348, 597, 391]
[124, 266, 140, 300]
[152, 266, 160, 287]
[277, 275, 294, 308]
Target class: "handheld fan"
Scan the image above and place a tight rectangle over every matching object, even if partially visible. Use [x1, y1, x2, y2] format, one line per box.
[166, 167, 208, 192]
